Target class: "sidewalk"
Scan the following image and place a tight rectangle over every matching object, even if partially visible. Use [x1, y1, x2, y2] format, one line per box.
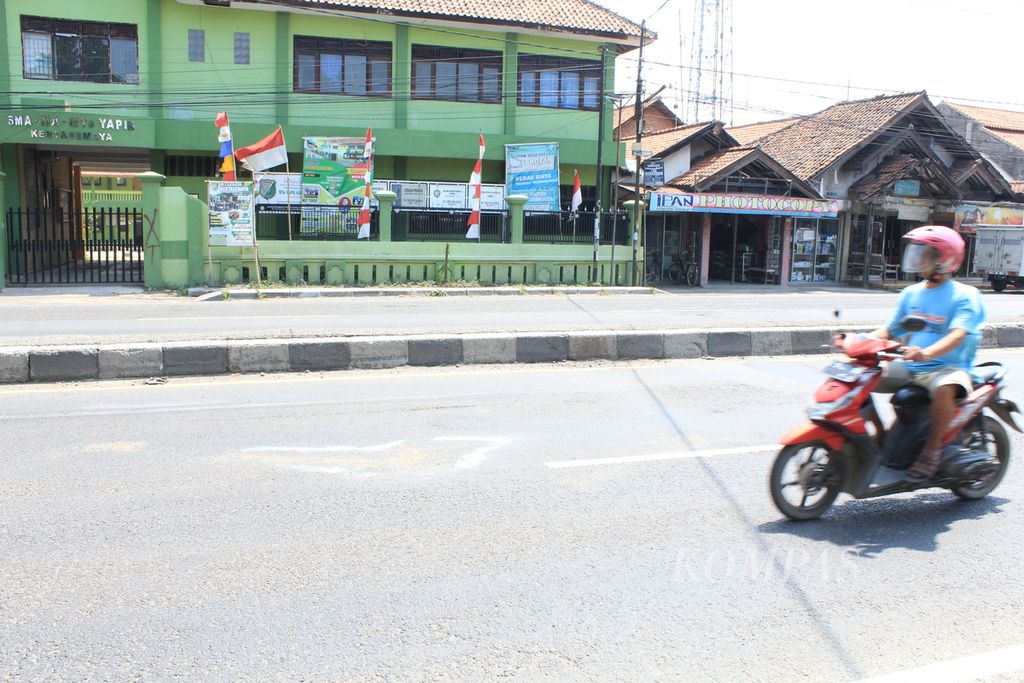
[1, 282, 1021, 384]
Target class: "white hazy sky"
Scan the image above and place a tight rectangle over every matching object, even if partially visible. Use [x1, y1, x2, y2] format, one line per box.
[598, 0, 1024, 126]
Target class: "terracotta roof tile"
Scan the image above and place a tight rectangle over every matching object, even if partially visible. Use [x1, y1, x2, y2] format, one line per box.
[289, 0, 645, 40]
[1013, 181, 1024, 195]
[726, 117, 798, 145]
[758, 92, 925, 181]
[944, 102, 1024, 133]
[642, 123, 715, 156]
[664, 146, 760, 187]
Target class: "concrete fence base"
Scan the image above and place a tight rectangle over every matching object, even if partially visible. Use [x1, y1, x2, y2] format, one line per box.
[2, 323, 1023, 384]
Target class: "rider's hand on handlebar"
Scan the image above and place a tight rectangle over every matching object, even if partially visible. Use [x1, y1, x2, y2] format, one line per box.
[902, 345, 930, 362]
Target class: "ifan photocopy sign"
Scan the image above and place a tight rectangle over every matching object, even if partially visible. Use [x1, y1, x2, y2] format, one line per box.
[650, 191, 841, 218]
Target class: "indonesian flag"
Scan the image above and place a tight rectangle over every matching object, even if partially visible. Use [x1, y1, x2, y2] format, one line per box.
[357, 127, 374, 240]
[235, 126, 288, 172]
[570, 169, 582, 213]
[466, 132, 485, 240]
[214, 112, 235, 181]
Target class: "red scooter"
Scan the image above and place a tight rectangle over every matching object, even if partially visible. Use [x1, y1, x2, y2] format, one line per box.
[770, 318, 1020, 520]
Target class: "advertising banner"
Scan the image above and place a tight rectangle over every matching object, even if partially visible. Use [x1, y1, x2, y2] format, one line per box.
[650, 191, 841, 218]
[505, 143, 560, 211]
[207, 181, 255, 247]
[429, 183, 468, 209]
[254, 172, 302, 205]
[643, 160, 665, 187]
[301, 137, 371, 236]
[954, 203, 1024, 235]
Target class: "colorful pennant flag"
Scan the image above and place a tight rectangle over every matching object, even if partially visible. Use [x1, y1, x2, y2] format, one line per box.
[235, 126, 288, 173]
[357, 127, 374, 240]
[214, 112, 235, 181]
[466, 132, 485, 240]
[571, 169, 582, 213]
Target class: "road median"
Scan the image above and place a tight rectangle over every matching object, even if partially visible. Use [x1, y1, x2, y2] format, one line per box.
[2, 323, 1022, 384]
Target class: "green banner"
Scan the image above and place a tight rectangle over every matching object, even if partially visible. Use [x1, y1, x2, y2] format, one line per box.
[301, 137, 370, 237]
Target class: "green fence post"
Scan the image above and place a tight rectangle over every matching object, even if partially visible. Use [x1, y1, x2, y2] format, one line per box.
[506, 194, 527, 244]
[138, 171, 166, 289]
[0, 170, 6, 290]
[376, 190, 396, 242]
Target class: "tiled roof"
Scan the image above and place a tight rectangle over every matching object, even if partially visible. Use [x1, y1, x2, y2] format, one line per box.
[990, 130, 1024, 151]
[848, 154, 920, 199]
[642, 123, 716, 156]
[726, 117, 798, 145]
[758, 92, 926, 181]
[944, 102, 1024, 133]
[1013, 181, 1024, 195]
[664, 146, 761, 188]
[287, 0, 646, 41]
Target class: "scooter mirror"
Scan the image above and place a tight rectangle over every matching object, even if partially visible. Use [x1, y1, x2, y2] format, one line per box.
[901, 315, 928, 332]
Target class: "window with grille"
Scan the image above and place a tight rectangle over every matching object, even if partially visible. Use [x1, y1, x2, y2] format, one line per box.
[518, 55, 602, 111]
[234, 32, 249, 65]
[21, 15, 138, 84]
[293, 36, 391, 96]
[165, 155, 220, 177]
[188, 29, 205, 62]
[411, 46, 502, 104]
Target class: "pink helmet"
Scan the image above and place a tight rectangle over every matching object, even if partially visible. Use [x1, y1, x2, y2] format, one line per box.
[901, 225, 965, 274]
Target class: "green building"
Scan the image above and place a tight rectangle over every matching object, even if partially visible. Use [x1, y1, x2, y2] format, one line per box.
[0, 0, 647, 287]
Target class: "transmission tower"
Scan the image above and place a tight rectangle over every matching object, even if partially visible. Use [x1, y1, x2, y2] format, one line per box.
[687, 0, 733, 123]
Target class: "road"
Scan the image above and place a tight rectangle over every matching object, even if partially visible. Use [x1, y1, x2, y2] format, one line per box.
[2, 350, 1023, 681]
[0, 284, 1021, 346]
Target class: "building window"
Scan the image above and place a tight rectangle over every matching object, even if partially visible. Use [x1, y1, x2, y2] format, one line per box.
[20, 16, 138, 84]
[165, 155, 220, 177]
[411, 46, 502, 103]
[518, 55, 602, 111]
[293, 36, 391, 96]
[234, 32, 249, 65]
[188, 29, 205, 62]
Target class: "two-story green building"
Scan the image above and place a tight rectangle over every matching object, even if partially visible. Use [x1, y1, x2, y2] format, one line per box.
[1, 0, 647, 287]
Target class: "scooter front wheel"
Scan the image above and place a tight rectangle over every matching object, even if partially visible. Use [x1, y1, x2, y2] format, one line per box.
[770, 441, 843, 520]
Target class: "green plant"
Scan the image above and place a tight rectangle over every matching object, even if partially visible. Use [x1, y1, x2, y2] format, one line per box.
[221, 289, 230, 300]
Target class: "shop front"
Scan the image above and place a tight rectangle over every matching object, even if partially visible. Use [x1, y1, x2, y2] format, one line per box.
[648, 191, 842, 286]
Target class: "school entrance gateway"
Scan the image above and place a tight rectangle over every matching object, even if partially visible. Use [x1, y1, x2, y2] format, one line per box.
[4, 144, 150, 285]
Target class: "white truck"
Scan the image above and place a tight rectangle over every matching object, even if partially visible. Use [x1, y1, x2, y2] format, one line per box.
[974, 226, 1024, 292]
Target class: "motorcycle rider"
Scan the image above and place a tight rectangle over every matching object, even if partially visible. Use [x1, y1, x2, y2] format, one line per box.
[869, 225, 986, 482]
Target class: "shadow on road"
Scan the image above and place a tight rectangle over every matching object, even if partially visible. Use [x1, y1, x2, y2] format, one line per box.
[758, 493, 1009, 557]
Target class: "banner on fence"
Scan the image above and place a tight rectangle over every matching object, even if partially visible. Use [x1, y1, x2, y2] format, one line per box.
[207, 180, 255, 246]
[505, 143, 560, 212]
[301, 137, 370, 236]
[254, 173, 302, 205]
[429, 183, 469, 209]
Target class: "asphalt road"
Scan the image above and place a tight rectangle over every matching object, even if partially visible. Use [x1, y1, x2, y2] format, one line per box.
[2, 350, 1023, 681]
[1, 284, 1022, 346]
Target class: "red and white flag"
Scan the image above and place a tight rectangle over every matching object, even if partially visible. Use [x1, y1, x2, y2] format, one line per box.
[466, 132, 485, 240]
[235, 126, 288, 173]
[570, 169, 582, 213]
[357, 127, 374, 240]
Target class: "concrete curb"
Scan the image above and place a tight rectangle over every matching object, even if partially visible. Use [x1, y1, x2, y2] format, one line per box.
[189, 285, 655, 299]
[2, 323, 1023, 384]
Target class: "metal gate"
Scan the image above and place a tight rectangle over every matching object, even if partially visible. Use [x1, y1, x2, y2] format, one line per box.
[5, 207, 144, 285]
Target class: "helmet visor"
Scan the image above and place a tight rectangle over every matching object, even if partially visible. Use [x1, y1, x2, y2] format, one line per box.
[901, 243, 938, 274]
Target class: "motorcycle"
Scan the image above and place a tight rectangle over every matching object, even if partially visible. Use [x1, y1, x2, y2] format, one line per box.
[769, 317, 1021, 520]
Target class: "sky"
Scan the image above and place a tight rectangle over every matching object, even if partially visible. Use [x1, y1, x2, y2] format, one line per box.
[598, 0, 1024, 127]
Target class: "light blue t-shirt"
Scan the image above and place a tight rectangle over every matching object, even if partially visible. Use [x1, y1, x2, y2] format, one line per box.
[886, 279, 986, 373]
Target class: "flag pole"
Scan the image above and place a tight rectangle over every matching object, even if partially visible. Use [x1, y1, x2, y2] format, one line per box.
[281, 127, 293, 241]
[248, 164, 263, 288]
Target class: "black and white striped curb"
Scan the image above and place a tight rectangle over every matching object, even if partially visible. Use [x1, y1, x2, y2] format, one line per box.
[2, 324, 1023, 384]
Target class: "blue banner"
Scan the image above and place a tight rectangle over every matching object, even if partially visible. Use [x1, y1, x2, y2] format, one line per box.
[505, 143, 560, 212]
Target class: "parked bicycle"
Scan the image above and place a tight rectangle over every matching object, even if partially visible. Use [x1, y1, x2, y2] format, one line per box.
[668, 249, 698, 287]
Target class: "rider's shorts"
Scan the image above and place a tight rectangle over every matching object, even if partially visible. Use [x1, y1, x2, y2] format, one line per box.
[878, 361, 972, 399]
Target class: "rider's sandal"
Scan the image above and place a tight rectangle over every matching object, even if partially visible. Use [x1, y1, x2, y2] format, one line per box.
[905, 448, 941, 483]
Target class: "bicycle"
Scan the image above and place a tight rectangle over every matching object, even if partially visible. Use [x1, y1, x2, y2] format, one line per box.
[668, 249, 698, 287]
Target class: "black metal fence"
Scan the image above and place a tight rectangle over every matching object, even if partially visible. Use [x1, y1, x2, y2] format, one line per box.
[255, 205, 379, 240]
[524, 210, 631, 245]
[392, 209, 508, 243]
[5, 207, 144, 285]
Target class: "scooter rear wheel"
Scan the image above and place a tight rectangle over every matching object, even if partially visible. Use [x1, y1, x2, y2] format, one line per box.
[952, 416, 1010, 500]
[770, 441, 843, 520]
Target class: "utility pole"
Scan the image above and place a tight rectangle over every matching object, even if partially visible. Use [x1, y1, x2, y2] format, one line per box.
[631, 21, 646, 286]
[592, 46, 606, 284]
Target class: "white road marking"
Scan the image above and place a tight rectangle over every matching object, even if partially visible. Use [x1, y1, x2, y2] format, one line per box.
[432, 436, 510, 469]
[857, 643, 1024, 683]
[545, 444, 777, 469]
[138, 315, 343, 321]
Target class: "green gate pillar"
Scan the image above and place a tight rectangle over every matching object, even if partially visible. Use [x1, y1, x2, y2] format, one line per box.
[0, 170, 6, 290]
[506, 194, 528, 244]
[376, 190, 396, 242]
[622, 199, 642, 285]
[138, 171, 166, 288]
